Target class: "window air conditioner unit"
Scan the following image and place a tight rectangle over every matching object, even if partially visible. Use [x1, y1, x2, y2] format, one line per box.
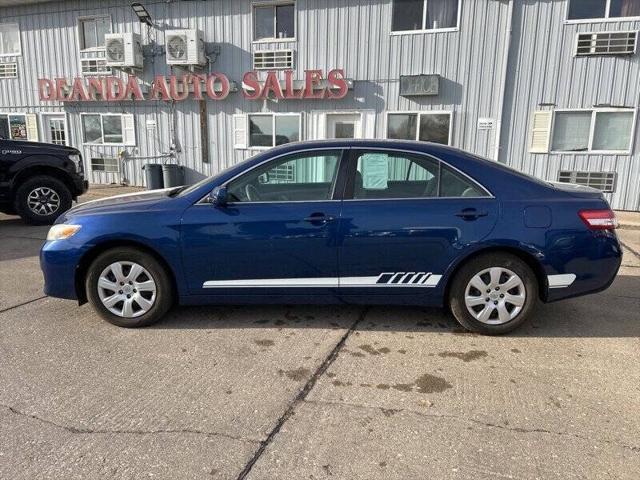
[105, 33, 144, 69]
[165, 29, 206, 66]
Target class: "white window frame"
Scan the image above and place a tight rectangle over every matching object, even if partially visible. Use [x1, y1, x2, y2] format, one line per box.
[565, 0, 640, 24]
[40, 112, 70, 146]
[247, 112, 302, 150]
[252, 1, 297, 44]
[390, 0, 461, 35]
[550, 108, 638, 155]
[0, 112, 37, 141]
[384, 111, 453, 145]
[0, 23, 22, 57]
[324, 111, 365, 139]
[80, 112, 135, 146]
[77, 15, 112, 52]
[574, 30, 639, 56]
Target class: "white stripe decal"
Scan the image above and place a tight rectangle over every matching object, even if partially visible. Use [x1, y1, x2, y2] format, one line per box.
[547, 274, 576, 289]
[202, 273, 442, 289]
[202, 278, 337, 288]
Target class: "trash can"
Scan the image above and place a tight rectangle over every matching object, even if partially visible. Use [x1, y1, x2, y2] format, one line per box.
[142, 164, 164, 190]
[162, 164, 184, 188]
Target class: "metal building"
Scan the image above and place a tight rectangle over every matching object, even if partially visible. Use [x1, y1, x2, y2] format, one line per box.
[0, 0, 638, 210]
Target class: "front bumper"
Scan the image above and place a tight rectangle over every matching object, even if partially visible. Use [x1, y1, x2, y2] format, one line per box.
[40, 240, 86, 300]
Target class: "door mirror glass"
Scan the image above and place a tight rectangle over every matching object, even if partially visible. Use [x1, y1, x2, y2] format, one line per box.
[208, 186, 228, 206]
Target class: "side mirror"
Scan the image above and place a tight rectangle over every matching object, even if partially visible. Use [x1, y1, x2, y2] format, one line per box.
[207, 186, 228, 206]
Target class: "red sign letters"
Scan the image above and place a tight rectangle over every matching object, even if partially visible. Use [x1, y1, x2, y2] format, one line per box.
[38, 69, 349, 102]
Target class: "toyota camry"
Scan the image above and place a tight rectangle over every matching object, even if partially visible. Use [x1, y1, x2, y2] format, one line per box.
[40, 140, 622, 334]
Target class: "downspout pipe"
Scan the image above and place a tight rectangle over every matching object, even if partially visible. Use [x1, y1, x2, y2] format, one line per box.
[493, 0, 514, 162]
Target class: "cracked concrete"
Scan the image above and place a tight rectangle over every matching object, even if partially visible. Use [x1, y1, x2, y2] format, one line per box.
[1, 192, 639, 479]
[2, 404, 259, 444]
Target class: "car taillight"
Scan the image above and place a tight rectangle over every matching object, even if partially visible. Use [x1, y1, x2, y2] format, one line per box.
[578, 209, 618, 230]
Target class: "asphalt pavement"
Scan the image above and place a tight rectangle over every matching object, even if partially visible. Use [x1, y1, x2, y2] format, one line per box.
[1, 187, 639, 479]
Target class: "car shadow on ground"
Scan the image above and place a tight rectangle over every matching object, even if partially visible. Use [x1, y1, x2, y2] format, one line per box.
[150, 273, 640, 338]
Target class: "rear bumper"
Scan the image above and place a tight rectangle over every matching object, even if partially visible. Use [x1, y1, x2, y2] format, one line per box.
[544, 231, 622, 302]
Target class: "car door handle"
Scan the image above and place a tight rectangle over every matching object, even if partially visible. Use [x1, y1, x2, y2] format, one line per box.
[455, 208, 488, 220]
[304, 213, 335, 224]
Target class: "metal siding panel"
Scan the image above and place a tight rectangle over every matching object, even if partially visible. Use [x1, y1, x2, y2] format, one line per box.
[501, 1, 640, 209]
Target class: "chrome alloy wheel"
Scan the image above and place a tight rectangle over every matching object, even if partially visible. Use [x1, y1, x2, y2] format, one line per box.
[27, 187, 60, 216]
[464, 267, 526, 325]
[97, 262, 157, 318]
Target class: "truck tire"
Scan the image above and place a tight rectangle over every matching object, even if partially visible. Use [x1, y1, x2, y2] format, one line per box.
[14, 175, 73, 225]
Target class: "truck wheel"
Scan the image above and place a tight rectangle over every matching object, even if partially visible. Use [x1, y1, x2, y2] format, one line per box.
[15, 175, 72, 225]
[85, 247, 174, 328]
[449, 253, 538, 335]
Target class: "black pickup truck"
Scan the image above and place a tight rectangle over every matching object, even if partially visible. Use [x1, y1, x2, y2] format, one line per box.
[0, 139, 88, 225]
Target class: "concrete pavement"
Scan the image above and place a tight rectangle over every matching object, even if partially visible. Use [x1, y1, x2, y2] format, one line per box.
[0, 186, 638, 479]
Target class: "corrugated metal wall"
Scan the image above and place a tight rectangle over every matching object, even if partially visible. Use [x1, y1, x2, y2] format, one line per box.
[500, 1, 640, 211]
[0, 0, 638, 209]
[0, 0, 511, 186]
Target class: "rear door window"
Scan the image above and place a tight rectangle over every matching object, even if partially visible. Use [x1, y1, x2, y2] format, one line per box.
[353, 151, 440, 199]
[349, 150, 489, 200]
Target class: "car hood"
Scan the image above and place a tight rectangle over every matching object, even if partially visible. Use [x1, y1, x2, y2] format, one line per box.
[63, 187, 175, 218]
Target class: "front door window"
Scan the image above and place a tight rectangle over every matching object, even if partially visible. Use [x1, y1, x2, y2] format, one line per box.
[227, 150, 342, 202]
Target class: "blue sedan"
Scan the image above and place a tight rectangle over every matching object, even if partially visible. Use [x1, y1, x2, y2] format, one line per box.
[41, 140, 622, 334]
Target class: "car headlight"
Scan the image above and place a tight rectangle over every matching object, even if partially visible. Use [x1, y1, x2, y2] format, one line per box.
[68, 154, 82, 172]
[46, 224, 81, 241]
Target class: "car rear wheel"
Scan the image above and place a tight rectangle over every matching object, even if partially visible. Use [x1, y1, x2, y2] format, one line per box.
[15, 175, 72, 225]
[449, 253, 538, 335]
[86, 247, 173, 328]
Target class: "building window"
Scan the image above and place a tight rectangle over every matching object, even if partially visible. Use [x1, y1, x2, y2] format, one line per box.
[253, 2, 295, 41]
[568, 0, 640, 21]
[576, 31, 637, 56]
[386, 112, 452, 145]
[81, 113, 135, 145]
[248, 113, 300, 148]
[78, 16, 111, 50]
[0, 23, 21, 56]
[0, 113, 38, 141]
[391, 0, 460, 32]
[551, 109, 636, 153]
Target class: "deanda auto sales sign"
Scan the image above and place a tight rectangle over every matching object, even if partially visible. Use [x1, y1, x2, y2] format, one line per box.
[37, 69, 350, 102]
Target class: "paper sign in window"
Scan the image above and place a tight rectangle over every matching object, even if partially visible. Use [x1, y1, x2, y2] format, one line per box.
[361, 154, 389, 189]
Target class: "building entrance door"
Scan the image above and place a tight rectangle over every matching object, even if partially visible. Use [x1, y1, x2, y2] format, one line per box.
[326, 113, 362, 139]
[42, 114, 68, 146]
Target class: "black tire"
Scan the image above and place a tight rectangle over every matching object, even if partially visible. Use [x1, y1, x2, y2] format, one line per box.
[85, 247, 173, 328]
[448, 253, 538, 335]
[14, 175, 73, 225]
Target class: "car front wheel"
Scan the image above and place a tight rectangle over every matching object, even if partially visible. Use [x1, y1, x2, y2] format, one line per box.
[86, 247, 173, 328]
[449, 253, 538, 335]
